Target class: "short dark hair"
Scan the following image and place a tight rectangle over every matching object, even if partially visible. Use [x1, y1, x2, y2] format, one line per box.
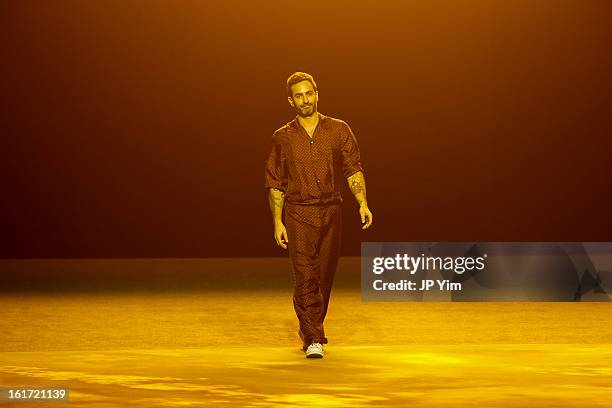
[286, 72, 318, 98]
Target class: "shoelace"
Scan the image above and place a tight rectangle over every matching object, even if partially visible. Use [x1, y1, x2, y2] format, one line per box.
[308, 343, 322, 351]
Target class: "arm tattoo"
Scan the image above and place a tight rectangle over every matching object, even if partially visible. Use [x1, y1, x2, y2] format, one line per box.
[347, 171, 367, 206]
[268, 188, 285, 224]
[272, 190, 284, 208]
[350, 178, 364, 194]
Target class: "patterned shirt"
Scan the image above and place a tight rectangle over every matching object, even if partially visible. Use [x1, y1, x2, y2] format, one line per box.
[264, 112, 364, 205]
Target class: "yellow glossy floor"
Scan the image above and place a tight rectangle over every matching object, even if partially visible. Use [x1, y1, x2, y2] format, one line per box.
[1, 290, 611, 407]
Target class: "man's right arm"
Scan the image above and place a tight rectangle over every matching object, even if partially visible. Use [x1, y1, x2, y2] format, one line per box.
[264, 133, 289, 249]
[267, 187, 288, 249]
[268, 187, 285, 225]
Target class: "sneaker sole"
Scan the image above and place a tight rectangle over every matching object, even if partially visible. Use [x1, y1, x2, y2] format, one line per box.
[306, 353, 323, 358]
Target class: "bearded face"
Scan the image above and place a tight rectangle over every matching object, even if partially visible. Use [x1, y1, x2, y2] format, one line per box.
[288, 80, 318, 118]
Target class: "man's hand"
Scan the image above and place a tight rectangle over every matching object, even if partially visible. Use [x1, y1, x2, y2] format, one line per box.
[274, 222, 289, 249]
[359, 205, 373, 230]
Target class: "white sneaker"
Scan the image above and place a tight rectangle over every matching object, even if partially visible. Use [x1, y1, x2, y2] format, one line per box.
[305, 342, 324, 358]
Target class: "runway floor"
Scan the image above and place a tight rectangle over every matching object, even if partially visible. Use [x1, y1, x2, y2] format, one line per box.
[1, 290, 611, 407]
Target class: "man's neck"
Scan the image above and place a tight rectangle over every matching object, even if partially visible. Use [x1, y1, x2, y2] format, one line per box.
[297, 112, 319, 129]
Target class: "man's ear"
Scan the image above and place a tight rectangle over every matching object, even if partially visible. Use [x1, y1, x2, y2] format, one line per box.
[287, 96, 295, 107]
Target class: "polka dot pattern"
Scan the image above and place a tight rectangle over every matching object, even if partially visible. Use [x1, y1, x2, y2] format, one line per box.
[264, 112, 364, 205]
[284, 201, 342, 347]
[264, 112, 363, 349]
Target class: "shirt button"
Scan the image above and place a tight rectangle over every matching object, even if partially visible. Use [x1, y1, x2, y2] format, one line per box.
[310, 140, 314, 144]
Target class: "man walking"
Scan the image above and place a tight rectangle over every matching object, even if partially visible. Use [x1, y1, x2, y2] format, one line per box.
[264, 72, 373, 358]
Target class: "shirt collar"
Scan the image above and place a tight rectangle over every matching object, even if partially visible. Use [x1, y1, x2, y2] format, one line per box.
[289, 112, 328, 132]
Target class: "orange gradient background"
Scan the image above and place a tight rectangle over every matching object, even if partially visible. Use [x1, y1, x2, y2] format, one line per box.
[2, 0, 611, 258]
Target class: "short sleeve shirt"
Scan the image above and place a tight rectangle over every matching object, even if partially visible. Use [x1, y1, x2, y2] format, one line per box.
[264, 112, 364, 205]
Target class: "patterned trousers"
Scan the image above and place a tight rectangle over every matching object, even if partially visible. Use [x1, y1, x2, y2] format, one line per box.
[284, 201, 342, 348]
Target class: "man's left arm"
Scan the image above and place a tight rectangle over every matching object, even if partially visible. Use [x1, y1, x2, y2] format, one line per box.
[347, 171, 373, 230]
[340, 122, 373, 230]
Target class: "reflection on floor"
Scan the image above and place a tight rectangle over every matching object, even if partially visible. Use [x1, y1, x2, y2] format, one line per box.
[1, 290, 611, 407]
